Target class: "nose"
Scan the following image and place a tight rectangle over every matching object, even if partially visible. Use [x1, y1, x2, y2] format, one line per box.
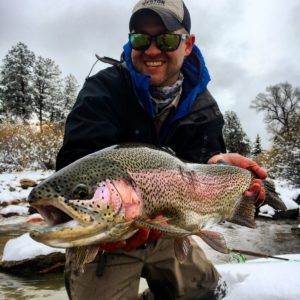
[144, 39, 162, 56]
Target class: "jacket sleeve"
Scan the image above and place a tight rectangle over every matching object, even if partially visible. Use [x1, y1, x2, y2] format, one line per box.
[56, 68, 125, 170]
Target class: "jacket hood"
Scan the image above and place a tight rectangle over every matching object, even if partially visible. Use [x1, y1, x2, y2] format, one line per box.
[123, 42, 211, 124]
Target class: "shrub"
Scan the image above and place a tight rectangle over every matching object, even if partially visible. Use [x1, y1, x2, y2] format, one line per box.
[0, 122, 63, 172]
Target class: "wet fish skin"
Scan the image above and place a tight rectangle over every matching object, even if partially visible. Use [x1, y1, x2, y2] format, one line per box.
[28, 144, 258, 252]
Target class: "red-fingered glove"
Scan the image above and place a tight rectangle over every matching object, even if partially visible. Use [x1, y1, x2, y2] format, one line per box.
[100, 215, 164, 252]
[208, 153, 267, 206]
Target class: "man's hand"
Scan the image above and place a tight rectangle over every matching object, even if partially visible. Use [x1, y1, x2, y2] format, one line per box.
[100, 215, 163, 252]
[208, 153, 267, 205]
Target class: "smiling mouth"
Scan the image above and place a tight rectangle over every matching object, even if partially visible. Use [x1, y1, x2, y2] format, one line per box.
[145, 61, 164, 67]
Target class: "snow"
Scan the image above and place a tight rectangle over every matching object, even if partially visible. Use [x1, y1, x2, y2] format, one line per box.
[273, 179, 300, 209]
[0, 204, 28, 216]
[259, 204, 275, 217]
[1, 233, 65, 261]
[217, 254, 300, 300]
[0, 170, 53, 205]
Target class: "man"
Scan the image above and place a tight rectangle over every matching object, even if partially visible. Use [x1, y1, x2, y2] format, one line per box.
[56, 0, 267, 299]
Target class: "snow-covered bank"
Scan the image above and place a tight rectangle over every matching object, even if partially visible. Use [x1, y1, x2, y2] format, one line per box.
[2, 233, 65, 261]
[217, 254, 300, 300]
[0, 170, 53, 206]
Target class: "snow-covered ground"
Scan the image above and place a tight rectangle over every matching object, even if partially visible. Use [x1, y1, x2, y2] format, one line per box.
[2, 233, 65, 261]
[217, 254, 300, 300]
[0, 170, 53, 207]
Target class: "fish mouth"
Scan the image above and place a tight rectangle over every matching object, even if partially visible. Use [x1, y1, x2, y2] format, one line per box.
[29, 198, 135, 248]
[30, 197, 91, 227]
[33, 203, 73, 226]
[29, 198, 103, 247]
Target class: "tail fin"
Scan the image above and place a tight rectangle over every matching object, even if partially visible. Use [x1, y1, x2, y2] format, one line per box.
[262, 179, 287, 211]
[228, 195, 256, 228]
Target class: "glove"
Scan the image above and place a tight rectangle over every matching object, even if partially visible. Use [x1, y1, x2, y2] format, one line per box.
[100, 215, 164, 252]
[208, 153, 267, 205]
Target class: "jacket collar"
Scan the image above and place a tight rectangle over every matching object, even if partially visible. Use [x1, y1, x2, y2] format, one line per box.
[123, 42, 210, 123]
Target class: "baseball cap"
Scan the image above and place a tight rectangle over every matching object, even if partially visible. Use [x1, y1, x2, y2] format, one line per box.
[129, 0, 191, 33]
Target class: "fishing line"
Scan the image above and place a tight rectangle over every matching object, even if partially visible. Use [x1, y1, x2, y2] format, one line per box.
[229, 248, 300, 263]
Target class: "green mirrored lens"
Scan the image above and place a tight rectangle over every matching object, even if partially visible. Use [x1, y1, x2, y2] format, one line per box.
[157, 34, 181, 51]
[130, 34, 151, 50]
[129, 33, 184, 51]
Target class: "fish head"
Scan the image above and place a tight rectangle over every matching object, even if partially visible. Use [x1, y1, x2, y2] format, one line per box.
[28, 154, 142, 248]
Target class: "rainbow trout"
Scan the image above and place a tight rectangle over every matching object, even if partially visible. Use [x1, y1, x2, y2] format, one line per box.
[28, 144, 284, 270]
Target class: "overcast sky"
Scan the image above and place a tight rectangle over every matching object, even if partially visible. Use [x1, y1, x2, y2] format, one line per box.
[1, 0, 299, 148]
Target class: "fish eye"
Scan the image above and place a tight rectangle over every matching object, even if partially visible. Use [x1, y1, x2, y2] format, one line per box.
[72, 184, 89, 199]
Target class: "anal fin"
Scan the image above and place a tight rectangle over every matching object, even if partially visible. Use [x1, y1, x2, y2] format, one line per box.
[195, 230, 229, 254]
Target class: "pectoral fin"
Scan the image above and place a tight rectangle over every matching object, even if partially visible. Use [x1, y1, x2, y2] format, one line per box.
[74, 244, 100, 274]
[195, 230, 229, 254]
[174, 237, 192, 264]
[133, 219, 190, 237]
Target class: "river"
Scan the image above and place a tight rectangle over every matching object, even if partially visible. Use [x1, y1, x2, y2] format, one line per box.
[0, 217, 299, 299]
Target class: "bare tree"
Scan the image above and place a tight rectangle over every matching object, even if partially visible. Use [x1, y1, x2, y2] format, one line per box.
[250, 82, 300, 137]
[251, 82, 300, 186]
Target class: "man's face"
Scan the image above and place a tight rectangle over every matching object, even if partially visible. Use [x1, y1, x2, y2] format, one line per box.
[131, 14, 195, 87]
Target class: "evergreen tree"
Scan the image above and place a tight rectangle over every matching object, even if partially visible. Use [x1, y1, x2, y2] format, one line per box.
[61, 74, 79, 120]
[32, 56, 63, 130]
[223, 111, 251, 156]
[268, 118, 300, 186]
[252, 134, 262, 157]
[0, 42, 35, 122]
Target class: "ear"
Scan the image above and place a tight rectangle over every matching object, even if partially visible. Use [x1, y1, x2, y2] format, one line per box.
[184, 34, 195, 56]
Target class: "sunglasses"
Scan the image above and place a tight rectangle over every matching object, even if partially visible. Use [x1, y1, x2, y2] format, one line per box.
[129, 33, 189, 52]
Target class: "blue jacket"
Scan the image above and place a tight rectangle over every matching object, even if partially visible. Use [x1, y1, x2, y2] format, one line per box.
[123, 42, 211, 140]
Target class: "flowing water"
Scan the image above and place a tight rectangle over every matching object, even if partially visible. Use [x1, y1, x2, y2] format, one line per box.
[0, 217, 299, 299]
